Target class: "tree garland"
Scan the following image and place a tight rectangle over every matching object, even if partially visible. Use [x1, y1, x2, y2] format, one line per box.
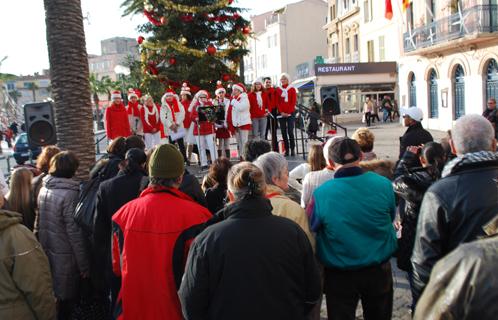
[153, 0, 231, 14]
[142, 39, 235, 58]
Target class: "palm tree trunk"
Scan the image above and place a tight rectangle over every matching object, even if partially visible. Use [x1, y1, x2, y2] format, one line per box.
[93, 93, 101, 130]
[44, 0, 95, 180]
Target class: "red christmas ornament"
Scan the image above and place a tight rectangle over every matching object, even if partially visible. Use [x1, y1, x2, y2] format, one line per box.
[242, 26, 251, 35]
[222, 74, 230, 82]
[144, 10, 162, 26]
[160, 16, 167, 25]
[232, 13, 240, 20]
[228, 0, 234, 4]
[137, 36, 145, 44]
[181, 14, 194, 22]
[168, 57, 177, 65]
[207, 44, 217, 55]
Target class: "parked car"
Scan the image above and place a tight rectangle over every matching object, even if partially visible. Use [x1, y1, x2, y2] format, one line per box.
[13, 133, 41, 164]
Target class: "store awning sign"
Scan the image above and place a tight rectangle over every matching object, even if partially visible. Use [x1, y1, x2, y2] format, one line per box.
[315, 62, 397, 76]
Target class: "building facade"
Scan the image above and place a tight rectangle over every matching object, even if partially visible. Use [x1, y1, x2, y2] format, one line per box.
[88, 37, 139, 80]
[398, 0, 498, 131]
[244, 0, 328, 84]
[10, 72, 52, 107]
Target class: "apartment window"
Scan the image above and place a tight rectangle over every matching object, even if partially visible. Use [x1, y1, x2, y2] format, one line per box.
[367, 40, 374, 62]
[330, 5, 336, 20]
[274, 34, 277, 47]
[429, 0, 436, 22]
[378, 36, 385, 61]
[364, 0, 372, 22]
[354, 34, 358, 52]
[262, 55, 267, 69]
[453, 64, 466, 119]
[486, 59, 498, 104]
[407, 3, 414, 30]
[267, 36, 271, 48]
[428, 69, 439, 118]
[345, 38, 350, 55]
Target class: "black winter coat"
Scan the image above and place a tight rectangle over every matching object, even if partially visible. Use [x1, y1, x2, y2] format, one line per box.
[180, 170, 207, 208]
[411, 151, 498, 302]
[179, 196, 321, 320]
[399, 122, 433, 159]
[205, 183, 227, 214]
[393, 152, 439, 271]
[92, 170, 146, 294]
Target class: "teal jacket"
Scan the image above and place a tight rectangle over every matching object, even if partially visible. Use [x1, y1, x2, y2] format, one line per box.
[311, 170, 397, 269]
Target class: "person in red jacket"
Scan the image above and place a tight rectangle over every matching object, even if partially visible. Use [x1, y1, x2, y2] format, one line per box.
[126, 89, 143, 136]
[180, 83, 196, 165]
[248, 78, 269, 140]
[105, 91, 131, 141]
[264, 77, 279, 151]
[140, 95, 161, 150]
[112, 144, 212, 320]
[190, 90, 217, 170]
[276, 73, 297, 157]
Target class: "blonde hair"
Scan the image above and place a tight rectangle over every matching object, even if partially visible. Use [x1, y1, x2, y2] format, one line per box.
[7, 168, 33, 216]
[352, 127, 375, 152]
[227, 162, 266, 200]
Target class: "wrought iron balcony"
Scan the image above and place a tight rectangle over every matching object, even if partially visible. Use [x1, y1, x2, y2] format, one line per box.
[404, 5, 498, 53]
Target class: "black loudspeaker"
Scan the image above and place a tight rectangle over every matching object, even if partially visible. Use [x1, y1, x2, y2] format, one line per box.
[320, 86, 341, 116]
[24, 102, 57, 147]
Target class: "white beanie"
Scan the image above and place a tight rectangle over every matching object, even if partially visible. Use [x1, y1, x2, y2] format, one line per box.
[279, 73, 291, 82]
[252, 78, 263, 86]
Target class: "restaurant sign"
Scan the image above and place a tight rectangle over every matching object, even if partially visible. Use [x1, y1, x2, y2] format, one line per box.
[315, 62, 397, 76]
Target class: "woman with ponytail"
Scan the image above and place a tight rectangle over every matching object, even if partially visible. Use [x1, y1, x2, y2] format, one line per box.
[179, 162, 320, 320]
[392, 141, 446, 307]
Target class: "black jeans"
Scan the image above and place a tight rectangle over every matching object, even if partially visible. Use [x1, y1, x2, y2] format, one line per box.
[323, 261, 393, 320]
[278, 114, 295, 154]
[364, 112, 371, 127]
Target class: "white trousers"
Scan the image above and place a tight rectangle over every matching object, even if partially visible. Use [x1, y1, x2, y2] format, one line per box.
[236, 129, 249, 158]
[144, 132, 161, 150]
[196, 133, 217, 166]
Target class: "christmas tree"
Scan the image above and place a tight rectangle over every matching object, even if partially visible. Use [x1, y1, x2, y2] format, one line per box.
[122, 0, 251, 98]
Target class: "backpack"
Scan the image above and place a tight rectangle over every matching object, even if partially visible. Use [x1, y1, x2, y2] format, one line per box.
[74, 162, 110, 235]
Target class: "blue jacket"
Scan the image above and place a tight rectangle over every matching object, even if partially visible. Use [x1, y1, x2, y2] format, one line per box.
[311, 169, 397, 269]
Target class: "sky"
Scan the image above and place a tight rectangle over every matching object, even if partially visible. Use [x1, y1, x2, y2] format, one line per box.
[0, 0, 299, 76]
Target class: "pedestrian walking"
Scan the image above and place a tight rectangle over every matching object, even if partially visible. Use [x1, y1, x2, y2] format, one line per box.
[105, 90, 131, 141]
[381, 95, 393, 122]
[276, 73, 297, 156]
[411, 114, 498, 304]
[309, 137, 397, 320]
[248, 78, 269, 140]
[111, 144, 212, 319]
[179, 162, 320, 320]
[0, 196, 56, 320]
[363, 96, 373, 127]
[38, 151, 89, 319]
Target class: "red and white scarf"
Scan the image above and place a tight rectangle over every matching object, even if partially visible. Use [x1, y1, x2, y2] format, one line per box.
[278, 84, 294, 103]
[144, 103, 159, 127]
[255, 91, 263, 109]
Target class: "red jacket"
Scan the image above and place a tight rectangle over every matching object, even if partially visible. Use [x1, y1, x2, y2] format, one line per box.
[105, 103, 131, 139]
[140, 104, 161, 134]
[190, 102, 215, 136]
[276, 85, 297, 114]
[181, 100, 192, 129]
[112, 186, 211, 320]
[248, 91, 269, 119]
[266, 87, 278, 112]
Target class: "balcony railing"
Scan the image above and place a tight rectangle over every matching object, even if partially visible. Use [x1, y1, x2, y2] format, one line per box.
[404, 5, 498, 53]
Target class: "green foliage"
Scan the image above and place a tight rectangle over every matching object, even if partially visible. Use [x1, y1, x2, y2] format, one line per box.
[121, 0, 250, 97]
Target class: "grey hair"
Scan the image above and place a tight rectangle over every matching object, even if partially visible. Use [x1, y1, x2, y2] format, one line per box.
[253, 152, 288, 185]
[452, 114, 495, 155]
[323, 136, 345, 166]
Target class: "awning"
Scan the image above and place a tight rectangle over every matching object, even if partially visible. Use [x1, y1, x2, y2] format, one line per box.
[292, 76, 316, 91]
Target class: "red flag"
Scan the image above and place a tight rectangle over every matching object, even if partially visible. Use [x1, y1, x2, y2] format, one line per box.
[385, 0, 393, 20]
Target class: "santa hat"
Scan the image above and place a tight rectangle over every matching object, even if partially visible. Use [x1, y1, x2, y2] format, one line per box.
[180, 82, 191, 96]
[195, 90, 210, 99]
[231, 83, 246, 93]
[111, 90, 122, 100]
[252, 78, 263, 86]
[279, 73, 291, 82]
[127, 88, 138, 100]
[215, 80, 226, 95]
[164, 88, 176, 97]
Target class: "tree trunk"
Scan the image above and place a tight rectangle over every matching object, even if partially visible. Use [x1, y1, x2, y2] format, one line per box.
[44, 0, 95, 180]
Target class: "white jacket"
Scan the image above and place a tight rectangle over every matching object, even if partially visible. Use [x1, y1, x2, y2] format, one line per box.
[230, 93, 251, 127]
[160, 99, 186, 136]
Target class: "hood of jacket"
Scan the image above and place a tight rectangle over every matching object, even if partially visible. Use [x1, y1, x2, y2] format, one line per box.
[42, 175, 80, 191]
[442, 151, 498, 178]
[0, 209, 23, 231]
